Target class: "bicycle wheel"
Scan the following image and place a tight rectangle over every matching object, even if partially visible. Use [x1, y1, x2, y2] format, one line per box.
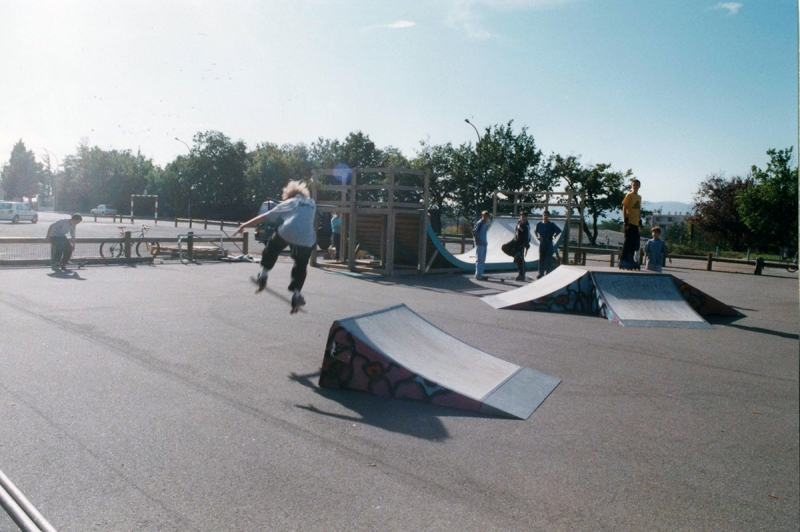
[100, 242, 124, 258]
[788, 262, 798, 273]
[136, 241, 160, 257]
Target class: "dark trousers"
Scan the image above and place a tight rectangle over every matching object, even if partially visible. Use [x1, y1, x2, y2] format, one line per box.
[622, 224, 640, 262]
[51, 236, 73, 266]
[514, 249, 526, 277]
[261, 233, 313, 291]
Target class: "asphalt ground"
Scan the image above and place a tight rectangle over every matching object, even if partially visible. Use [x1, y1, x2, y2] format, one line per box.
[0, 213, 798, 531]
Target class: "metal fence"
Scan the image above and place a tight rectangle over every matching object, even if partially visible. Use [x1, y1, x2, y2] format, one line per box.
[0, 234, 249, 267]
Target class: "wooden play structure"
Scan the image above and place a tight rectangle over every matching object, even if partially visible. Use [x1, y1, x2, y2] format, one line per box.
[310, 167, 430, 276]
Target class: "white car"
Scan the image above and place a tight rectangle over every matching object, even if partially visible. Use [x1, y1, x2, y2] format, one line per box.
[0, 201, 38, 223]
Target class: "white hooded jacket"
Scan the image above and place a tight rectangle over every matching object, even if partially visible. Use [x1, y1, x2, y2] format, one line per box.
[264, 195, 317, 247]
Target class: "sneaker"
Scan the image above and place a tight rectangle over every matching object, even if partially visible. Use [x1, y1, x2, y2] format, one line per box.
[51, 263, 60, 272]
[515, 275, 525, 281]
[60, 265, 68, 272]
[254, 273, 268, 293]
[291, 293, 306, 310]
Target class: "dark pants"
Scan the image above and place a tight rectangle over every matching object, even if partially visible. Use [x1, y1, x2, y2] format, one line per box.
[514, 248, 527, 277]
[332, 232, 341, 261]
[51, 236, 73, 266]
[261, 233, 313, 292]
[622, 224, 640, 262]
[538, 244, 554, 276]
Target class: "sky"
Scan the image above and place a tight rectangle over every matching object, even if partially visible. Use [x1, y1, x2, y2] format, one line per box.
[1, 0, 797, 204]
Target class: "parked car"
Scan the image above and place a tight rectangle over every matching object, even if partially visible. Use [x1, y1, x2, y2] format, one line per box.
[90, 204, 117, 215]
[0, 201, 38, 223]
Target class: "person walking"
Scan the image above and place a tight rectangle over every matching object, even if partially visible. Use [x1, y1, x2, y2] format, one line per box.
[534, 210, 562, 279]
[330, 212, 342, 261]
[621, 179, 642, 269]
[45, 214, 82, 271]
[472, 210, 491, 280]
[234, 180, 317, 312]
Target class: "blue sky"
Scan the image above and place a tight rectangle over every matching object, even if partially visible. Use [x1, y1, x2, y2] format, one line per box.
[0, 0, 796, 203]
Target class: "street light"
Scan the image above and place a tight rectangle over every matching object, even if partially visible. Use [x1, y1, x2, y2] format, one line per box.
[175, 138, 193, 218]
[464, 119, 483, 218]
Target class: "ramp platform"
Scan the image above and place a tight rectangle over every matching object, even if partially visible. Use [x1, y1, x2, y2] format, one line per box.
[426, 217, 564, 272]
[482, 267, 739, 328]
[319, 305, 560, 419]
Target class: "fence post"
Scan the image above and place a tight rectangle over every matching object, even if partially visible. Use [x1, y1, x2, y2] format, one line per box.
[243, 231, 249, 255]
[706, 253, 713, 271]
[204, 219, 208, 229]
[175, 218, 178, 228]
[187, 231, 194, 261]
[124, 231, 132, 258]
[220, 220, 224, 230]
[189, 218, 193, 228]
[610, 253, 615, 267]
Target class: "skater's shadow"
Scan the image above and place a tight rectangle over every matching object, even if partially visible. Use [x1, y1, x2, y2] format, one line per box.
[290, 371, 483, 442]
[47, 271, 87, 281]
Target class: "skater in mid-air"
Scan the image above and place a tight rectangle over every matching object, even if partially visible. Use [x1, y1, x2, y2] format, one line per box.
[234, 180, 317, 312]
[620, 179, 642, 270]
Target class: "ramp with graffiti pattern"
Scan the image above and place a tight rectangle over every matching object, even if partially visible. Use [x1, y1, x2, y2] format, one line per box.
[318, 305, 560, 419]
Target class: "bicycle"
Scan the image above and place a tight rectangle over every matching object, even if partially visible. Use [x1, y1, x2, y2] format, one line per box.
[100, 224, 160, 258]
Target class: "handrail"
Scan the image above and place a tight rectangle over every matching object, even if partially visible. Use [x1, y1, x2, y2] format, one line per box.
[0, 468, 57, 532]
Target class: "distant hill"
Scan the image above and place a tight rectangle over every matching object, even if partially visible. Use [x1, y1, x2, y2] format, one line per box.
[642, 201, 692, 215]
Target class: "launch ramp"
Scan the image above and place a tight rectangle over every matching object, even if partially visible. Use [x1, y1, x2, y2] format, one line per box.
[319, 305, 560, 419]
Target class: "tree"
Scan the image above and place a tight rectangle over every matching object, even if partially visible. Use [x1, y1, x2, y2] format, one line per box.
[472, 121, 551, 214]
[687, 173, 753, 251]
[546, 154, 629, 246]
[57, 143, 157, 213]
[245, 142, 312, 208]
[413, 140, 472, 229]
[735, 147, 798, 251]
[1, 140, 43, 202]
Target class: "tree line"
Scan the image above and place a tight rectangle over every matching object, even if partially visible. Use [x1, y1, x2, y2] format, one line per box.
[1, 125, 796, 251]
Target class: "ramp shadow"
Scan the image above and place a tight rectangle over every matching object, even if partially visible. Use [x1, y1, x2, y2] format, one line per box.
[290, 371, 492, 442]
[709, 316, 799, 340]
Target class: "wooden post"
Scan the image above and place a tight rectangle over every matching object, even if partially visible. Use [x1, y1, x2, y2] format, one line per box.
[174, 218, 178, 228]
[242, 231, 249, 255]
[706, 253, 713, 271]
[347, 170, 357, 271]
[386, 168, 395, 275]
[563, 193, 572, 265]
[204, 219, 208, 229]
[610, 253, 615, 267]
[124, 231, 132, 258]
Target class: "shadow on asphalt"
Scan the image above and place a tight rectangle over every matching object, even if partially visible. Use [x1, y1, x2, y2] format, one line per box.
[708, 315, 799, 340]
[289, 371, 503, 442]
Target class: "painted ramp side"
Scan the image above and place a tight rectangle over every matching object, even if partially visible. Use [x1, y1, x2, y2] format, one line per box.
[426, 217, 564, 272]
[482, 265, 596, 312]
[591, 272, 712, 328]
[318, 304, 560, 419]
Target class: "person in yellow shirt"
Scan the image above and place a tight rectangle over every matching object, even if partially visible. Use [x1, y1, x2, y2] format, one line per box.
[620, 179, 642, 269]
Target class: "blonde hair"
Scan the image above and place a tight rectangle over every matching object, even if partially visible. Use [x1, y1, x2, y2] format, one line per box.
[282, 180, 310, 200]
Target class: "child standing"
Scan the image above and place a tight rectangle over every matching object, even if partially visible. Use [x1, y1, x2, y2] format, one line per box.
[643, 226, 672, 272]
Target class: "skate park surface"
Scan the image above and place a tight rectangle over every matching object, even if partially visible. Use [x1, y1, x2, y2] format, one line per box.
[0, 220, 798, 531]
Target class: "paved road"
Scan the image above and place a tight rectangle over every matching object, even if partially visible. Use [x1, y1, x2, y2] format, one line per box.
[0, 242, 797, 530]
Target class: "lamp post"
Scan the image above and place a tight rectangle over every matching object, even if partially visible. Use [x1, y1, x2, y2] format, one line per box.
[464, 119, 482, 219]
[42, 148, 60, 211]
[175, 138, 193, 218]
